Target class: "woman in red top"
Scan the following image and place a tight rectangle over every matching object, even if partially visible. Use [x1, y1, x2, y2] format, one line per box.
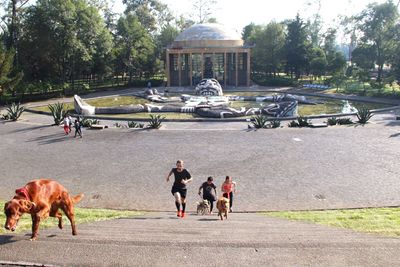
[221, 176, 236, 212]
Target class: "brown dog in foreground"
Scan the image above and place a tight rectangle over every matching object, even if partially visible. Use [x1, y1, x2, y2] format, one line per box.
[4, 179, 84, 240]
[216, 197, 230, 220]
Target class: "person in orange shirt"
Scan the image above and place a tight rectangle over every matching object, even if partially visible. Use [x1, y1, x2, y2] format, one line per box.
[221, 176, 237, 213]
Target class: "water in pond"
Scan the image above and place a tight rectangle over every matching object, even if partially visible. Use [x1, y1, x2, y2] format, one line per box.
[33, 93, 391, 120]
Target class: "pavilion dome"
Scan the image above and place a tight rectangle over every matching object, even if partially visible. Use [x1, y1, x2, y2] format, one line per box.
[172, 23, 244, 48]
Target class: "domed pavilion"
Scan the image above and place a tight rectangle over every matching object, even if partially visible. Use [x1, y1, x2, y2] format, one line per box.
[166, 23, 251, 87]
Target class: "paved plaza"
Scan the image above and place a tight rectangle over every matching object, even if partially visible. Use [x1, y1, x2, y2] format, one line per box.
[1, 109, 400, 212]
[1, 93, 400, 266]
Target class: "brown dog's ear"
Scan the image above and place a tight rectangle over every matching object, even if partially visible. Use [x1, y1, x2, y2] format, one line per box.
[19, 199, 36, 213]
[4, 201, 10, 212]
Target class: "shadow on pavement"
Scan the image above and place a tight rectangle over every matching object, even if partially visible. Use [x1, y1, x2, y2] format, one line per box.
[11, 124, 53, 133]
[0, 235, 19, 245]
[197, 218, 219, 221]
[389, 132, 400, 138]
[27, 133, 69, 145]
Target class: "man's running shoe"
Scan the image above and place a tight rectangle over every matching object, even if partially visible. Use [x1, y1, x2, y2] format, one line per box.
[177, 210, 182, 217]
[181, 211, 185, 218]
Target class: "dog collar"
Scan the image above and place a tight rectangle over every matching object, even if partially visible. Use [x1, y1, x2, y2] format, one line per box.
[15, 187, 31, 201]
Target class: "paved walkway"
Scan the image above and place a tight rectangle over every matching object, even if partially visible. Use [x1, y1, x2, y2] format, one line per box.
[2, 90, 400, 266]
[1, 212, 400, 266]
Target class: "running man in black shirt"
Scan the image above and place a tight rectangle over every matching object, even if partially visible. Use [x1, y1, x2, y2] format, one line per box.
[166, 160, 192, 218]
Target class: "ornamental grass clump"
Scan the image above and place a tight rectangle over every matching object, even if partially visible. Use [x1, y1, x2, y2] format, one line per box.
[6, 102, 24, 121]
[270, 119, 281, 128]
[128, 121, 144, 128]
[327, 117, 338, 126]
[148, 114, 165, 129]
[81, 118, 99, 127]
[251, 114, 268, 129]
[48, 102, 65, 125]
[337, 118, 353, 125]
[357, 107, 373, 124]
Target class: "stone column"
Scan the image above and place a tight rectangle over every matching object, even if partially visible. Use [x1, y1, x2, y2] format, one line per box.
[201, 52, 204, 80]
[166, 50, 170, 87]
[247, 50, 251, 87]
[224, 51, 227, 87]
[178, 53, 181, 87]
[235, 52, 239, 87]
[189, 53, 193, 86]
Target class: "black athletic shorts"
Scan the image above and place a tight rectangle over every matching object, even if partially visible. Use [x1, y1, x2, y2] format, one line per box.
[171, 185, 187, 198]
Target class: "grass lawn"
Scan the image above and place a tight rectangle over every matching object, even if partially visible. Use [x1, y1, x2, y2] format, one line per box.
[0, 200, 142, 235]
[264, 208, 400, 237]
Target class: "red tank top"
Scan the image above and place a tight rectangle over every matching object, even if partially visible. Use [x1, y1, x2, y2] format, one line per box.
[222, 182, 234, 193]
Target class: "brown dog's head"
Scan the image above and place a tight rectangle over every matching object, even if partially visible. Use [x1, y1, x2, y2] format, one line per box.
[217, 197, 230, 211]
[4, 199, 35, 232]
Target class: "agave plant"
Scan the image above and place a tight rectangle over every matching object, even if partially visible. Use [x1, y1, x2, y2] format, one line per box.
[269, 119, 281, 128]
[297, 116, 311, 127]
[288, 120, 300, 128]
[357, 107, 373, 124]
[148, 114, 165, 129]
[251, 114, 268, 129]
[128, 121, 144, 128]
[48, 102, 65, 125]
[327, 117, 338, 126]
[337, 118, 353, 125]
[80, 118, 99, 127]
[6, 102, 25, 121]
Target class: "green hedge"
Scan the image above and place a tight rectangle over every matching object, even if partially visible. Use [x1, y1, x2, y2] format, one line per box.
[251, 74, 298, 87]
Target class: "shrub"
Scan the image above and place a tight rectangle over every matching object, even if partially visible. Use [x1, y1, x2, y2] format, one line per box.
[148, 114, 165, 129]
[288, 120, 300, 127]
[128, 121, 144, 128]
[48, 102, 65, 125]
[6, 102, 25, 121]
[81, 118, 99, 127]
[297, 116, 311, 127]
[327, 117, 338, 126]
[288, 117, 311, 128]
[357, 107, 373, 124]
[1, 113, 10, 120]
[251, 114, 268, 129]
[270, 120, 281, 128]
[337, 118, 353, 125]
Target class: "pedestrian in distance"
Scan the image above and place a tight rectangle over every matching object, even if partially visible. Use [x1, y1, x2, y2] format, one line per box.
[198, 176, 217, 214]
[166, 160, 192, 218]
[74, 117, 82, 138]
[63, 114, 70, 135]
[221, 176, 237, 213]
[67, 114, 72, 133]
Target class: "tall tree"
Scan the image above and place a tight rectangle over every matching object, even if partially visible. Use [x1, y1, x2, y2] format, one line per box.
[122, 0, 173, 33]
[19, 0, 113, 83]
[323, 28, 346, 75]
[284, 14, 310, 79]
[114, 13, 155, 82]
[352, 0, 399, 83]
[251, 22, 285, 77]
[190, 0, 216, 23]
[0, 45, 22, 95]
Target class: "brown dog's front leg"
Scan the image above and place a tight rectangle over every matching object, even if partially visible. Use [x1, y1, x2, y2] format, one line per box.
[30, 214, 40, 241]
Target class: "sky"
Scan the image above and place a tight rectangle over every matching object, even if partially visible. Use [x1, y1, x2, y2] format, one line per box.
[113, 0, 393, 38]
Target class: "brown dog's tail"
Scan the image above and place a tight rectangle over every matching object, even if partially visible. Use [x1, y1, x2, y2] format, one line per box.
[71, 193, 84, 204]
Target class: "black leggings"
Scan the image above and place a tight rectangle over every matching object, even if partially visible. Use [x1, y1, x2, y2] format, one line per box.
[223, 192, 233, 208]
